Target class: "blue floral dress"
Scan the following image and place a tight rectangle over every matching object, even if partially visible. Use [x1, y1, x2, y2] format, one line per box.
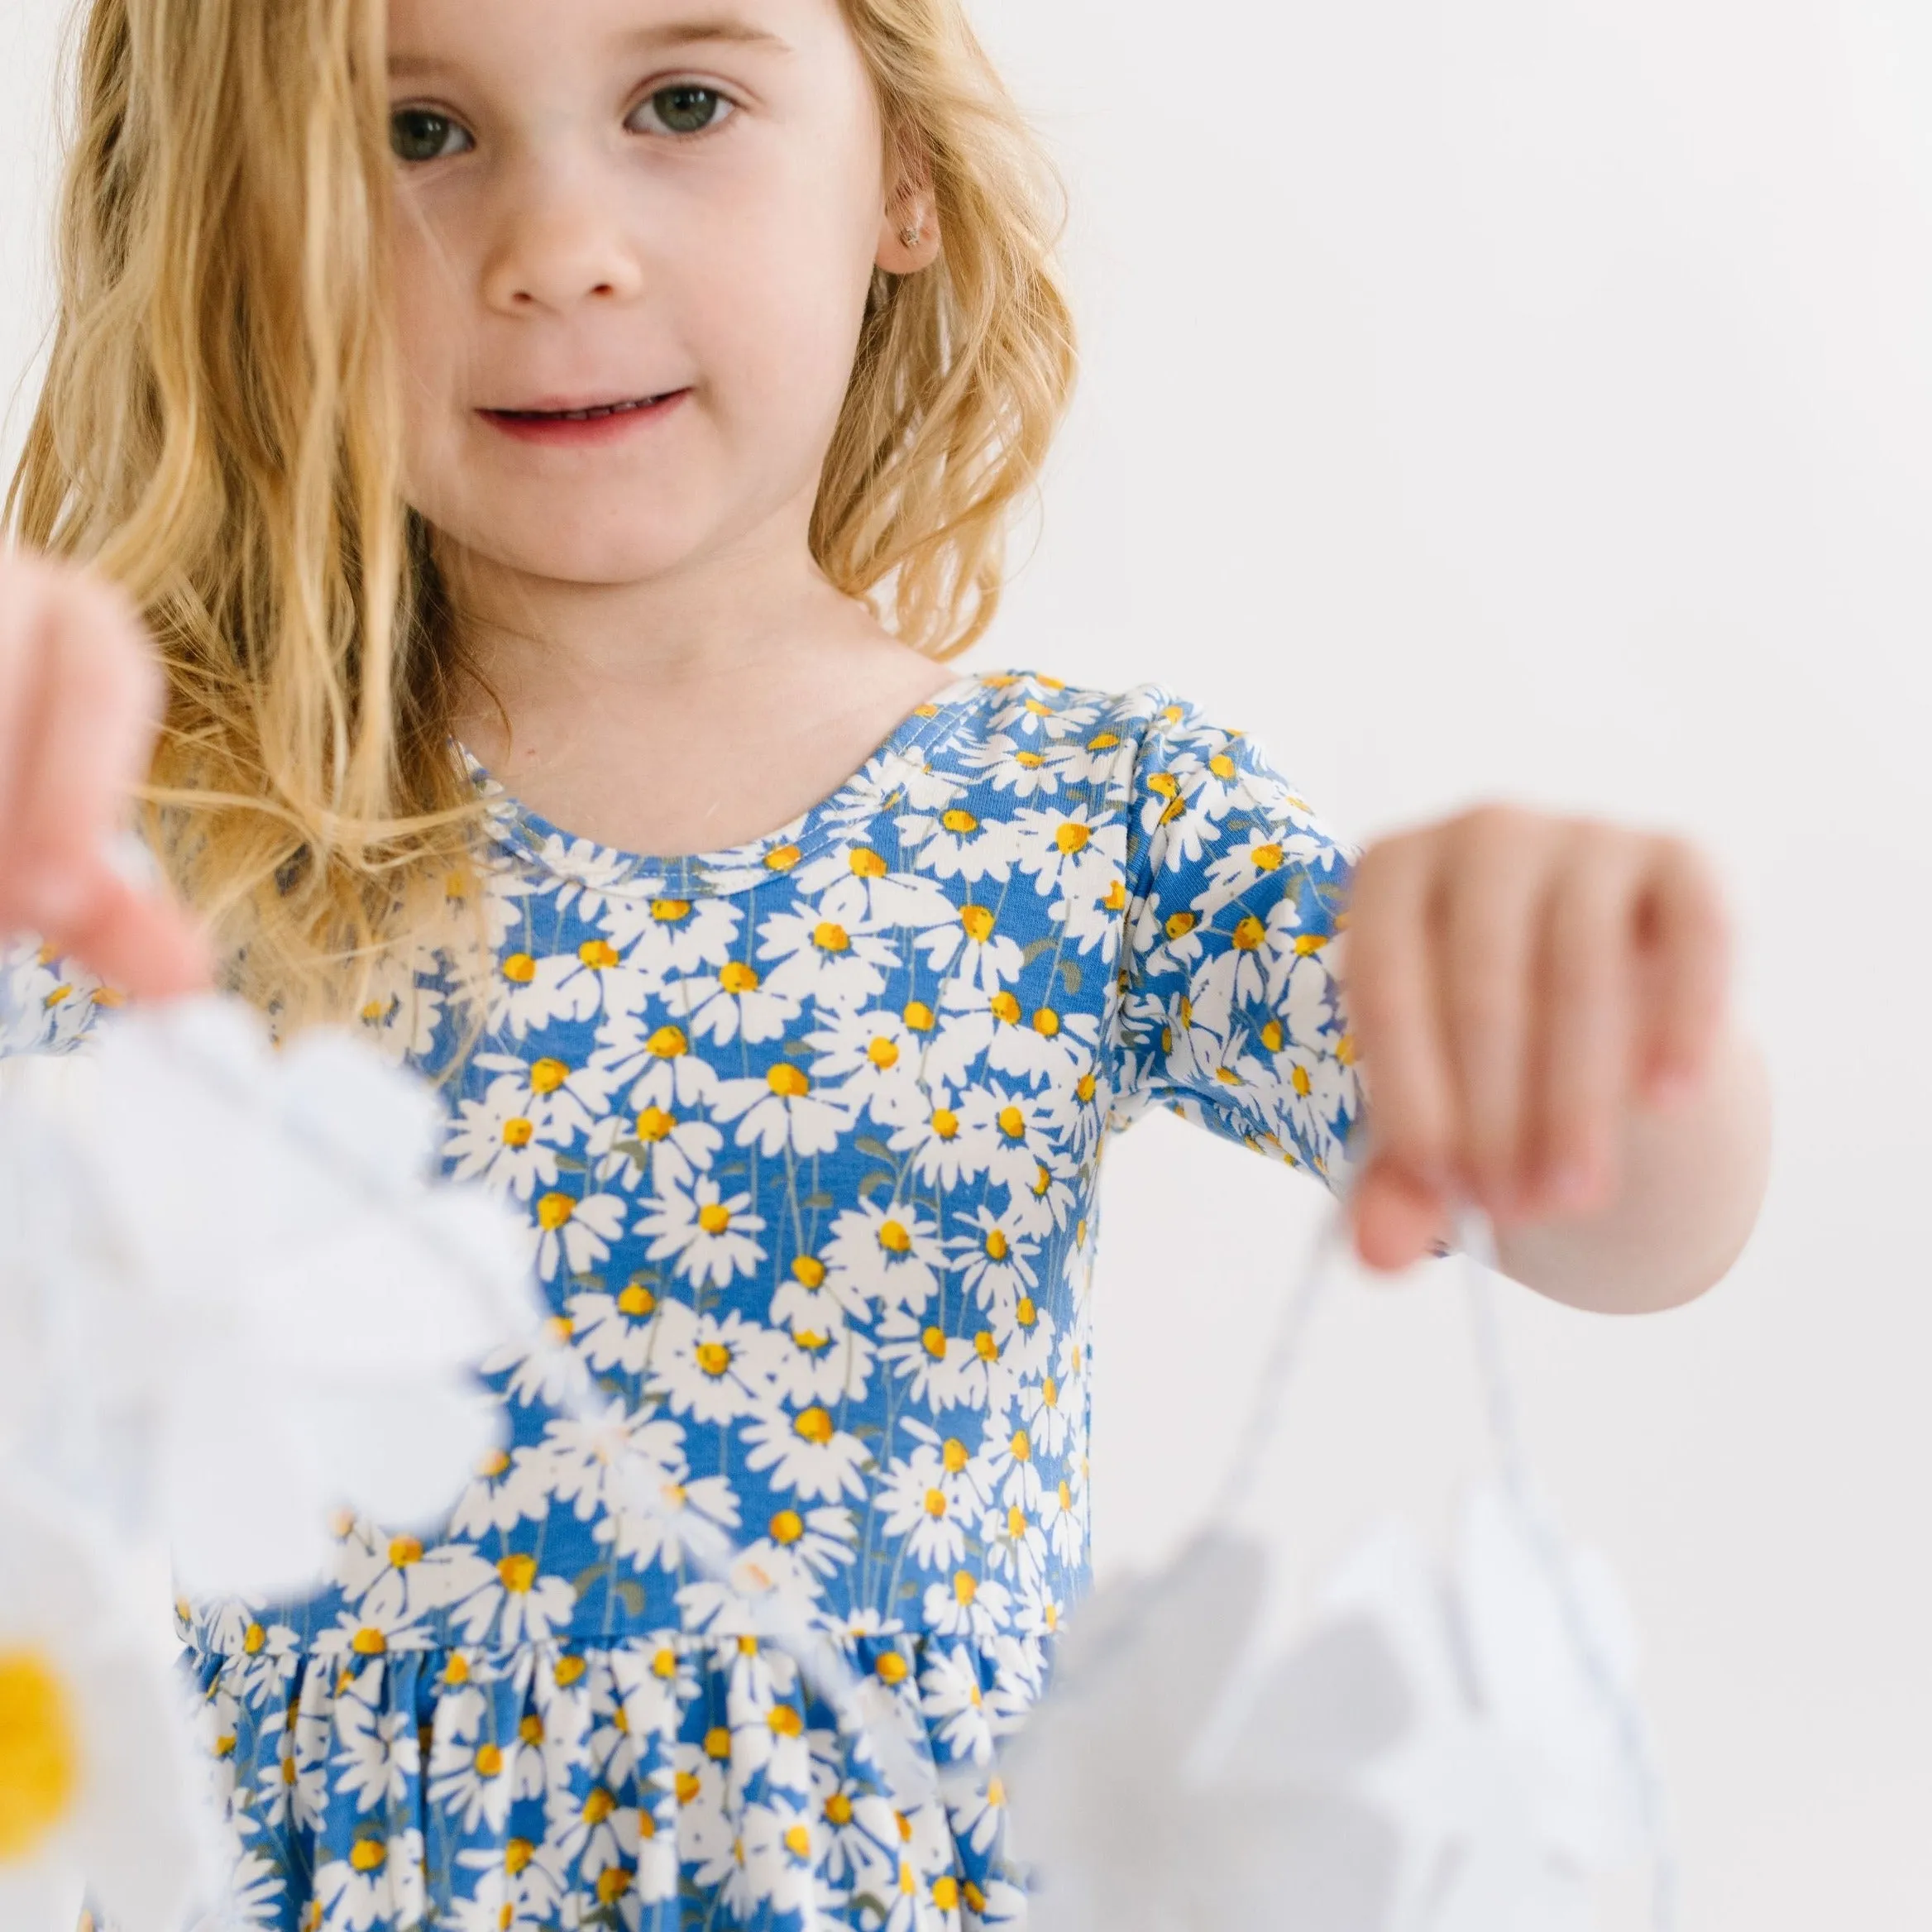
[7, 671, 1362, 1931]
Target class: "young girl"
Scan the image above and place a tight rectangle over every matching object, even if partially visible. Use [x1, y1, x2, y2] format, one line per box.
[0, 0, 1771, 1925]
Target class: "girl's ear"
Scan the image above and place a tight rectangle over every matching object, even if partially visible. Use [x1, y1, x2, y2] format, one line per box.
[877, 144, 942, 275]
[878, 198, 942, 275]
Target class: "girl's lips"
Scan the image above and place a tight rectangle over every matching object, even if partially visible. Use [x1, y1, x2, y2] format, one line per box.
[478, 390, 690, 445]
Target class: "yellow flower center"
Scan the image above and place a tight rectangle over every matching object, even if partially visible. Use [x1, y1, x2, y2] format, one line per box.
[849, 847, 888, 878]
[351, 1628, 387, 1656]
[648, 1025, 689, 1059]
[875, 1651, 910, 1686]
[698, 1202, 733, 1235]
[768, 1705, 804, 1737]
[942, 1438, 968, 1473]
[501, 1117, 535, 1149]
[1054, 821, 1090, 854]
[1294, 932, 1329, 955]
[677, 1769, 704, 1804]
[1088, 730, 1120, 750]
[1232, 914, 1266, 951]
[959, 906, 995, 943]
[1010, 1430, 1031, 1462]
[785, 1823, 813, 1858]
[935, 1877, 961, 1910]
[791, 1255, 827, 1289]
[1015, 750, 1044, 768]
[1260, 1020, 1285, 1053]
[388, 1537, 423, 1569]
[0, 1651, 79, 1862]
[1293, 1064, 1313, 1097]
[1147, 772, 1179, 799]
[825, 1791, 855, 1824]
[931, 1107, 959, 1140]
[902, 1000, 935, 1031]
[578, 939, 620, 970]
[878, 1219, 912, 1255]
[1033, 1163, 1053, 1198]
[997, 1105, 1026, 1141]
[1031, 1007, 1060, 1036]
[501, 953, 537, 985]
[1210, 752, 1237, 778]
[974, 1332, 1000, 1362]
[618, 1283, 656, 1317]
[793, 1329, 829, 1352]
[1253, 841, 1284, 871]
[1007, 1507, 1028, 1539]
[1165, 911, 1197, 940]
[989, 992, 1021, 1025]
[941, 809, 978, 834]
[696, 1342, 733, 1377]
[475, 1743, 505, 1778]
[531, 1058, 571, 1096]
[983, 1228, 1008, 1261]
[720, 960, 759, 994]
[812, 921, 850, 954]
[555, 1656, 586, 1686]
[243, 1622, 266, 1655]
[924, 1488, 948, 1518]
[764, 843, 801, 872]
[446, 1653, 471, 1686]
[597, 1869, 632, 1906]
[497, 1554, 538, 1595]
[867, 1036, 900, 1069]
[1059, 1480, 1073, 1509]
[350, 1840, 388, 1873]
[583, 1786, 616, 1824]
[922, 1327, 949, 1361]
[1016, 1297, 1037, 1327]
[704, 1726, 732, 1761]
[652, 897, 692, 923]
[1102, 877, 1127, 911]
[953, 1571, 978, 1606]
[519, 1714, 544, 1747]
[794, 1406, 834, 1446]
[1043, 1376, 1059, 1408]
[536, 1192, 576, 1231]
[768, 1063, 811, 1098]
[770, 1510, 805, 1546]
[505, 1838, 534, 1875]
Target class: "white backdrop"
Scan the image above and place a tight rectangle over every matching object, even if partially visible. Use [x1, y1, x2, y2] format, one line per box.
[2, 0, 1929, 1923]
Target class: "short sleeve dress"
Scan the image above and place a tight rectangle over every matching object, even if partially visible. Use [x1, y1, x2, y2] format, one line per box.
[7, 672, 1363, 1932]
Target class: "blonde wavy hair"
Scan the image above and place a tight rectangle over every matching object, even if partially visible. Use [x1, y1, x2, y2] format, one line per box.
[6, 0, 1078, 1028]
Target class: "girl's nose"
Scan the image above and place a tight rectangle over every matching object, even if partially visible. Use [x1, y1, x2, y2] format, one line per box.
[480, 165, 647, 314]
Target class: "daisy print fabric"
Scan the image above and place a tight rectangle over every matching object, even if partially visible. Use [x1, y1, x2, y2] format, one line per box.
[2, 672, 1363, 1931]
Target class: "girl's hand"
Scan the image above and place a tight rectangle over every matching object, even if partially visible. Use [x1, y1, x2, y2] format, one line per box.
[0, 552, 208, 999]
[1341, 805, 1731, 1272]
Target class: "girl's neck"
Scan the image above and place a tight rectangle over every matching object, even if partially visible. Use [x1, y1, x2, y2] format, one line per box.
[441, 525, 959, 861]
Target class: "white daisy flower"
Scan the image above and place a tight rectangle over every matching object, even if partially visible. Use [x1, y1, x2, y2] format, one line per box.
[756, 906, 899, 1010]
[911, 901, 1025, 997]
[886, 1083, 996, 1193]
[447, 1441, 555, 1540]
[665, 958, 801, 1047]
[791, 843, 960, 933]
[528, 1187, 628, 1284]
[803, 1007, 925, 1129]
[648, 1304, 777, 1426]
[445, 1547, 577, 1647]
[597, 892, 743, 979]
[708, 1059, 848, 1158]
[313, 1826, 428, 1932]
[949, 1209, 1038, 1325]
[895, 800, 1017, 887]
[634, 1173, 768, 1290]
[567, 1278, 668, 1378]
[0, 1481, 200, 1932]
[739, 1401, 873, 1504]
[820, 1200, 946, 1316]
[768, 1318, 874, 1409]
[921, 1568, 1012, 1643]
[1011, 805, 1115, 903]
[331, 1688, 423, 1815]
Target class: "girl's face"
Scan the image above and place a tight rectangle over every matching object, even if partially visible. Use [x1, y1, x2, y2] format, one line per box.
[385, 0, 907, 591]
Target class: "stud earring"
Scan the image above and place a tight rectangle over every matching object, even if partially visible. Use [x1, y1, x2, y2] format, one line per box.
[899, 219, 924, 250]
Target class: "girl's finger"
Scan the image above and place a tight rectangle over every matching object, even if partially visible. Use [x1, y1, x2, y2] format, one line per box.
[1635, 837, 1731, 1103]
[1352, 1155, 1451, 1274]
[1437, 806, 1558, 1217]
[1341, 830, 1456, 1198]
[1528, 827, 1644, 1215]
[8, 580, 160, 924]
[41, 858, 210, 999]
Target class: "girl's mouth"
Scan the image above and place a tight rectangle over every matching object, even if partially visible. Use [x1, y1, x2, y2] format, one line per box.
[479, 390, 689, 444]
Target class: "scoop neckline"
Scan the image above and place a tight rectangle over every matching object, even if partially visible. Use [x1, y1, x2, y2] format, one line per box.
[461, 667, 997, 899]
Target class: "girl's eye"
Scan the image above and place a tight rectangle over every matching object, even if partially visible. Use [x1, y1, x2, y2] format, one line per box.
[390, 108, 471, 165]
[629, 85, 734, 138]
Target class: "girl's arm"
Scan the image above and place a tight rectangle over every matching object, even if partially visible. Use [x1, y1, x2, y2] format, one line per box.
[1342, 806, 1772, 1312]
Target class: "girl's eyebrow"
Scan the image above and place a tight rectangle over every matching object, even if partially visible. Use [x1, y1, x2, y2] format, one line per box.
[388, 17, 791, 79]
